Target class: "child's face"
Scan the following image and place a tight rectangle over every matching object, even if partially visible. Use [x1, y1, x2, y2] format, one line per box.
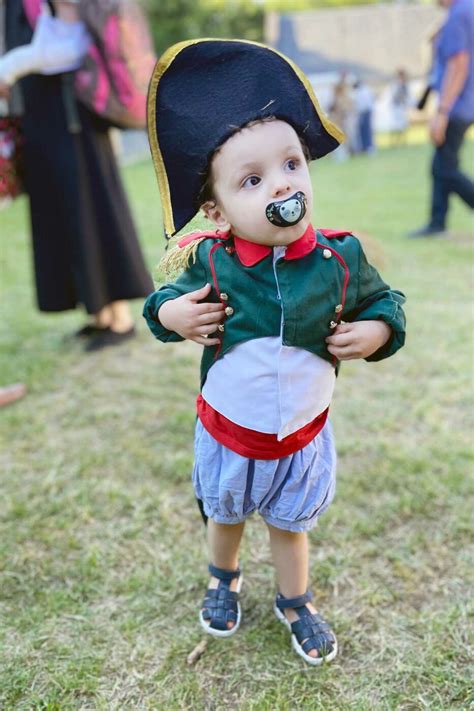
[202, 120, 313, 246]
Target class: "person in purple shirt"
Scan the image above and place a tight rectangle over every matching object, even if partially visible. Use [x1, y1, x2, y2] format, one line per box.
[409, 0, 474, 237]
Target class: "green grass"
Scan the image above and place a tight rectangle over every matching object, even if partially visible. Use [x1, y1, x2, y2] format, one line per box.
[1, 141, 473, 709]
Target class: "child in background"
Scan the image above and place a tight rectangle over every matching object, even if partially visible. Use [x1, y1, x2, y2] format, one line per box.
[143, 40, 406, 666]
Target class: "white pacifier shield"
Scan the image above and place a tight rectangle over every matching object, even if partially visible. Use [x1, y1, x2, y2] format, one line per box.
[280, 199, 303, 223]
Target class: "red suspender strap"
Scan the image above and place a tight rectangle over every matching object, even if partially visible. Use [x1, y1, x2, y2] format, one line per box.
[316, 243, 350, 365]
[208, 241, 229, 359]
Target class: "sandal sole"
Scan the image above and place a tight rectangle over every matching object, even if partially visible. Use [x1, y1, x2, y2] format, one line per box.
[273, 603, 338, 666]
[199, 575, 243, 638]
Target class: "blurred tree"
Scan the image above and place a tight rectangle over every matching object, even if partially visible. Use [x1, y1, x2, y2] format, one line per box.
[142, 0, 264, 55]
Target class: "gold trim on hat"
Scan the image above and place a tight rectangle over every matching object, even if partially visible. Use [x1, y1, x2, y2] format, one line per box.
[148, 40, 204, 236]
[147, 38, 345, 237]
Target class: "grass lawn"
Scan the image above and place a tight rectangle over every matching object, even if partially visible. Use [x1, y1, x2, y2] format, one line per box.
[1, 141, 473, 710]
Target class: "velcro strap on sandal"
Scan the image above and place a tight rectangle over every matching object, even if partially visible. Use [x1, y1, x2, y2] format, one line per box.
[275, 591, 313, 610]
[208, 563, 241, 581]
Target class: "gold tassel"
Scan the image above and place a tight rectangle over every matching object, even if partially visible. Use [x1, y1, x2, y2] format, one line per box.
[159, 234, 208, 277]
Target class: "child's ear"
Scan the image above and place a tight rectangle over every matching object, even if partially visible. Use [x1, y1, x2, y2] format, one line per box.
[201, 201, 230, 231]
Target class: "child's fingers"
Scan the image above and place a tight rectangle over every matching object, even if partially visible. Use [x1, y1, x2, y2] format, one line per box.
[325, 331, 355, 347]
[194, 308, 225, 325]
[186, 283, 212, 301]
[333, 322, 353, 333]
[193, 301, 225, 315]
[326, 344, 357, 360]
[193, 321, 221, 336]
[192, 335, 221, 346]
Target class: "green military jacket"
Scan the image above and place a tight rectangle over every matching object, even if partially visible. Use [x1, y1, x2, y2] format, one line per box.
[143, 227, 406, 386]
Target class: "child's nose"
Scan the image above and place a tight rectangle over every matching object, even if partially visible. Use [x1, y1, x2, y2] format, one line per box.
[271, 179, 291, 198]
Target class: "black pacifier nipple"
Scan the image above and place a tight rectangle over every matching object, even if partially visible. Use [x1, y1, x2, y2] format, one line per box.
[265, 191, 307, 227]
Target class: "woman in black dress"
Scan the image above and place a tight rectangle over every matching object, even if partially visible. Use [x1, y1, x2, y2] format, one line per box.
[2, 0, 153, 350]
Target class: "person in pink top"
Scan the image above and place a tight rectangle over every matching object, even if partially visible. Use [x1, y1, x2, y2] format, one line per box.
[1, 0, 153, 349]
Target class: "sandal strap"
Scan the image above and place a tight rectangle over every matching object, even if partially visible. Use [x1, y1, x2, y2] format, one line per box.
[202, 607, 237, 630]
[275, 590, 313, 610]
[208, 563, 241, 581]
[203, 588, 239, 604]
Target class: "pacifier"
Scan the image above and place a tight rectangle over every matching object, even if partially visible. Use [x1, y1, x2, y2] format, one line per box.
[265, 191, 307, 227]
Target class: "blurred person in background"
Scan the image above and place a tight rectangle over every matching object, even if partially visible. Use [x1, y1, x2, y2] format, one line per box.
[409, 0, 474, 238]
[329, 72, 357, 161]
[353, 78, 375, 154]
[390, 68, 412, 145]
[0, 0, 153, 349]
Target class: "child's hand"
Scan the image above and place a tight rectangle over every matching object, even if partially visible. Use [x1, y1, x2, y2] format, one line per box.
[325, 320, 391, 360]
[158, 283, 225, 346]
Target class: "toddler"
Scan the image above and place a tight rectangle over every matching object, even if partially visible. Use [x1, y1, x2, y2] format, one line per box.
[143, 40, 406, 665]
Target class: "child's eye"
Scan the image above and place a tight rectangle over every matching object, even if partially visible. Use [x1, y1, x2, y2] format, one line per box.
[285, 159, 299, 171]
[242, 175, 261, 188]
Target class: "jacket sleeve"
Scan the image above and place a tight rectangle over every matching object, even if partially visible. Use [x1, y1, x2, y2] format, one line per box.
[142, 253, 208, 343]
[345, 241, 406, 361]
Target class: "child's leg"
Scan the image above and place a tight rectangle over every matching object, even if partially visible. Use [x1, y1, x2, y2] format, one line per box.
[202, 519, 245, 631]
[208, 519, 245, 571]
[267, 524, 310, 600]
[267, 523, 322, 659]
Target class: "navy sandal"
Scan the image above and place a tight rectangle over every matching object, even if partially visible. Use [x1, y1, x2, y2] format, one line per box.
[274, 591, 337, 665]
[199, 564, 243, 638]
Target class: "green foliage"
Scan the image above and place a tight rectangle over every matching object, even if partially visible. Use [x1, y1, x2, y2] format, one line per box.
[142, 0, 264, 55]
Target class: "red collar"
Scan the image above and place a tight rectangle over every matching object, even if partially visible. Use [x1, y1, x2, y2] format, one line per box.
[232, 224, 317, 267]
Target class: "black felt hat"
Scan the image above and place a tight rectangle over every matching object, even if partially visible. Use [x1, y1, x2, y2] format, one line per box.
[147, 39, 344, 237]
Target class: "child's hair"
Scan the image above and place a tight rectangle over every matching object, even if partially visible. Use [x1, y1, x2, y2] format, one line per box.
[197, 116, 311, 209]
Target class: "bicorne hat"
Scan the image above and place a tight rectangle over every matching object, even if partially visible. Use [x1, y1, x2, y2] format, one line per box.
[147, 39, 344, 238]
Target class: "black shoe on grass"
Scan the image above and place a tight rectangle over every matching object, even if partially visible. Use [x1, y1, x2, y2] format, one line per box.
[74, 324, 109, 338]
[85, 326, 136, 351]
[407, 224, 446, 238]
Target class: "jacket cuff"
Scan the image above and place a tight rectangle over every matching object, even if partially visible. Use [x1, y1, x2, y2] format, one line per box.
[353, 300, 406, 361]
[142, 291, 185, 343]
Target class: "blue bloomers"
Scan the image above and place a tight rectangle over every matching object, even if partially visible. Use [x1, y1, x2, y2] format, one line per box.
[192, 419, 337, 532]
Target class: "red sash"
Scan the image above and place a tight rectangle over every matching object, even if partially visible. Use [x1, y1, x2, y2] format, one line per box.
[197, 394, 328, 460]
